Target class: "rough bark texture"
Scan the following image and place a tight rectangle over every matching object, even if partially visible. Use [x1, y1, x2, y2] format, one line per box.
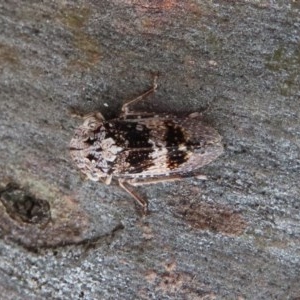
[0, 1, 299, 299]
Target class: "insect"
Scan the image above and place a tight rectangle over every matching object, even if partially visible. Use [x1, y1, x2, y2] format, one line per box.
[70, 77, 223, 213]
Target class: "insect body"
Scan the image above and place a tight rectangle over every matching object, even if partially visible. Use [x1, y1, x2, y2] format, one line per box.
[70, 78, 223, 213]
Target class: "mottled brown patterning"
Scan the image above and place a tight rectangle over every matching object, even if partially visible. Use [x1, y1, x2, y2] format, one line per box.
[70, 77, 223, 213]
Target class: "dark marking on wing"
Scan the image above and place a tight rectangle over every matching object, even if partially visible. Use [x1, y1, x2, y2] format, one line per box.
[167, 149, 190, 169]
[125, 150, 155, 174]
[102, 120, 153, 148]
[164, 121, 186, 146]
[163, 121, 190, 169]
[86, 153, 97, 161]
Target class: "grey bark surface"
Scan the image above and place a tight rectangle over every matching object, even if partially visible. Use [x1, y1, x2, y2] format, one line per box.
[0, 0, 299, 299]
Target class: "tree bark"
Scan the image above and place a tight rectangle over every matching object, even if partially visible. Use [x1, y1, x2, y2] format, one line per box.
[0, 1, 299, 299]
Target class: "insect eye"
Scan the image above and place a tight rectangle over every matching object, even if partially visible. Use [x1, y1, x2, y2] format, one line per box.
[88, 120, 97, 129]
[82, 117, 101, 130]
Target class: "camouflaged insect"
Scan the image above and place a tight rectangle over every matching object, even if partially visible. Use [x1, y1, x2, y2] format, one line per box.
[70, 78, 223, 213]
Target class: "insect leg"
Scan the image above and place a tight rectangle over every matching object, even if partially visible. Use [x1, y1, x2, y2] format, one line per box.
[121, 76, 158, 116]
[125, 174, 208, 186]
[118, 179, 148, 213]
[125, 175, 184, 186]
